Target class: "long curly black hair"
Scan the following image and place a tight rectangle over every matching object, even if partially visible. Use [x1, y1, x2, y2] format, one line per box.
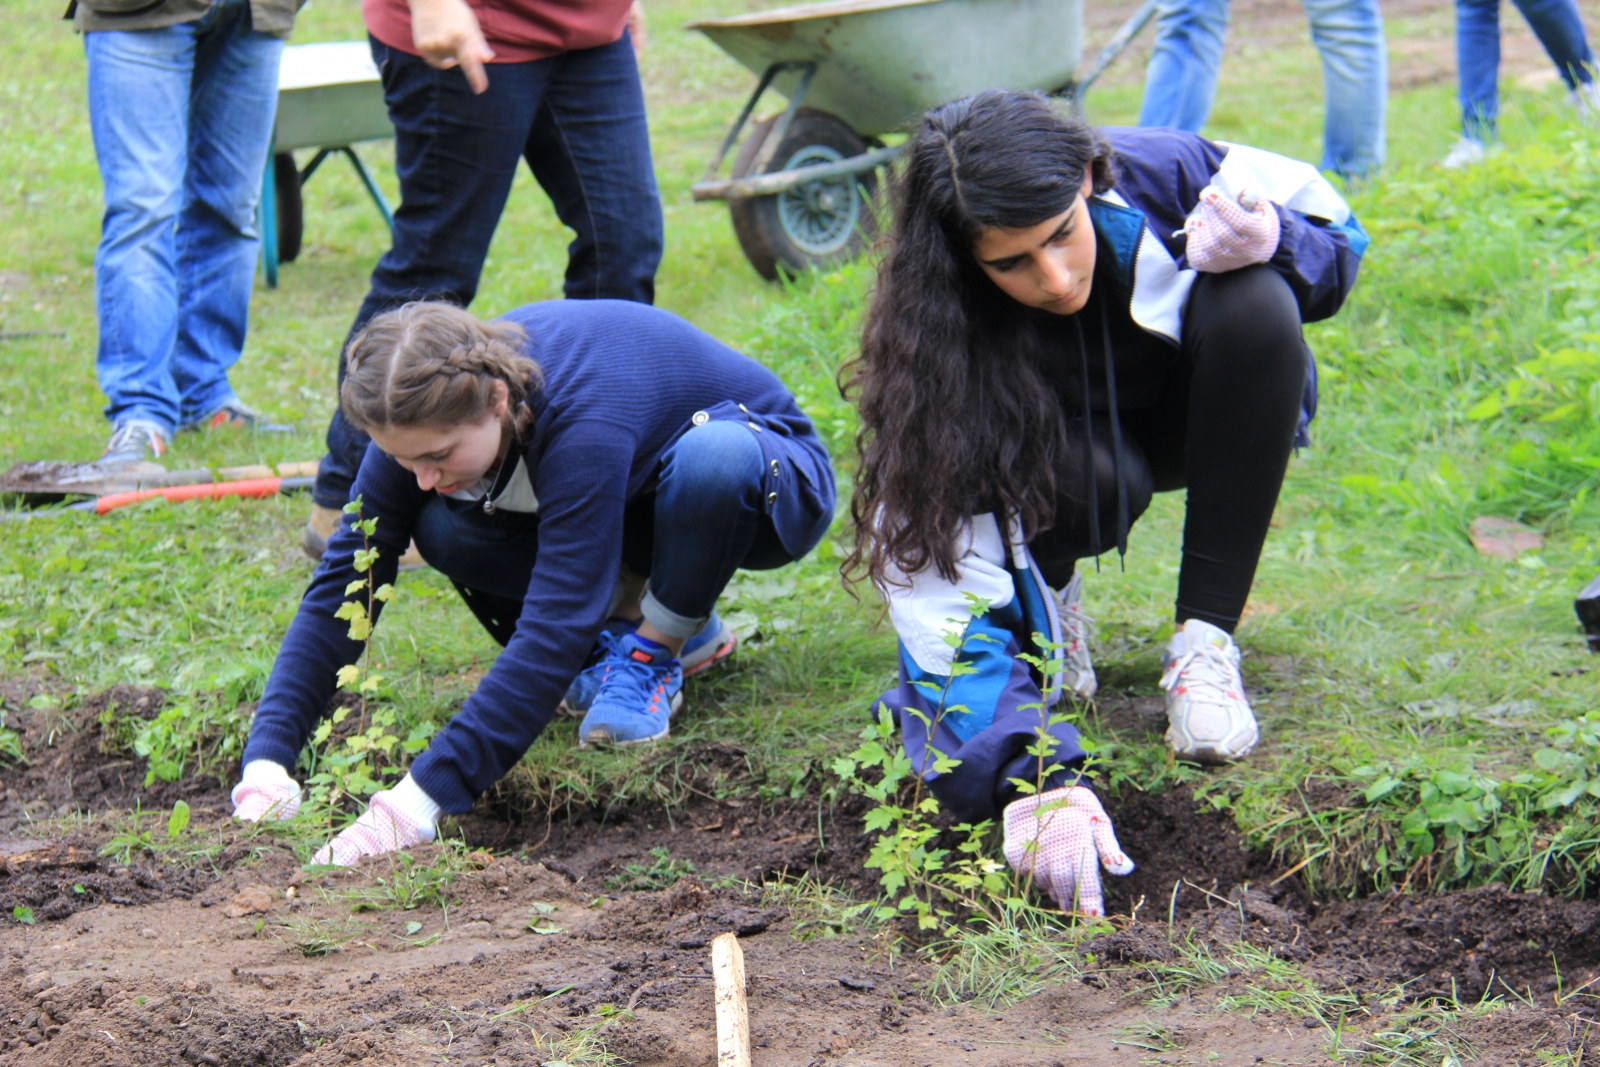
[842, 90, 1116, 589]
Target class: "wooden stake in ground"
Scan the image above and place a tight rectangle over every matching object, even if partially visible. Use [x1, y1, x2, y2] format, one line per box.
[710, 931, 750, 1067]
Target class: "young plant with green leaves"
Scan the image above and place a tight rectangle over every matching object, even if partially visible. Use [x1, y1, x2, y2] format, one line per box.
[832, 594, 1098, 931]
[303, 497, 432, 807]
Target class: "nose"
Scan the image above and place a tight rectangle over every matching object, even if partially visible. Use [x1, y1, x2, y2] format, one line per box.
[413, 465, 440, 491]
[1038, 255, 1073, 298]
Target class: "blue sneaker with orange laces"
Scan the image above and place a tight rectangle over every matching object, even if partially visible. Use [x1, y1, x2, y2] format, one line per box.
[560, 610, 735, 718]
[577, 632, 683, 747]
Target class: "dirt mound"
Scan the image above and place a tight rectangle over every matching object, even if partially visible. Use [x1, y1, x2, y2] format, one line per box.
[0, 966, 305, 1066]
[0, 840, 218, 926]
[0, 685, 228, 830]
[1309, 885, 1600, 1001]
[1102, 786, 1278, 918]
[461, 782, 877, 892]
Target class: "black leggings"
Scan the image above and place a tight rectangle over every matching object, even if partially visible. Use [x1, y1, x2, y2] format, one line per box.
[1029, 265, 1308, 633]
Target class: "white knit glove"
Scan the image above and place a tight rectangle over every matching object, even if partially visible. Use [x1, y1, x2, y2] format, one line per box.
[1002, 785, 1134, 916]
[1182, 185, 1281, 273]
[231, 760, 303, 822]
[311, 774, 441, 867]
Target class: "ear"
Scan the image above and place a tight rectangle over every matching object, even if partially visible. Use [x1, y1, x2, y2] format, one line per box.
[492, 379, 510, 419]
[1080, 171, 1095, 201]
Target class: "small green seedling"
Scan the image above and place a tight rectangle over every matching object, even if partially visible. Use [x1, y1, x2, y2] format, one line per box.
[166, 799, 190, 841]
[11, 906, 34, 925]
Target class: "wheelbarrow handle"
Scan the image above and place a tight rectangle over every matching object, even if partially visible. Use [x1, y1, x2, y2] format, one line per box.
[692, 144, 902, 202]
[1058, 0, 1162, 100]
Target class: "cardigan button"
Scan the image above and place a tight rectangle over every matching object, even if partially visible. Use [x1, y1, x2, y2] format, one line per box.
[767, 491, 778, 506]
[691, 410, 710, 426]
[770, 459, 780, 476]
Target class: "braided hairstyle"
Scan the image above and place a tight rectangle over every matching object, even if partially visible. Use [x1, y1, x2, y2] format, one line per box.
[841, 90, 1115, 588]
[341, 302, 542, 438]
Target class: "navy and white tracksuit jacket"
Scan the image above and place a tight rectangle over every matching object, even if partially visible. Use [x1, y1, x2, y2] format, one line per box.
[875, 128, 1368, 825]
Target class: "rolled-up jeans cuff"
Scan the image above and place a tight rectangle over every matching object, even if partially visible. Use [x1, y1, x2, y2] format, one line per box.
[640, 591, 703, 640]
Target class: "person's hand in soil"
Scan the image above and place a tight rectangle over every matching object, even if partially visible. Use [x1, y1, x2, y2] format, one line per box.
[311, 775, 441, 867]
[231, 760, 303, 822]
[1181, 185, 1281, 273]
[1002, 785, 1134, 916]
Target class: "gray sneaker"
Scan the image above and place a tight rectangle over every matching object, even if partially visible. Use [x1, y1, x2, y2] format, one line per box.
[100, 420, 168, 468]
[190, 400, 292, 433]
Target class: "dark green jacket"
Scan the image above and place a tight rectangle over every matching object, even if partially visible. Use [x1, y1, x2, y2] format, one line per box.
[65, 0, 300, 39]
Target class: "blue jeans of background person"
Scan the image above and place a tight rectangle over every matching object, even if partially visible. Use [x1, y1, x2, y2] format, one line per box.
[84, 0, 282, 438]
[1456, 0, 1596, 141]
[313, 32, 664, 509]
[1138, 0, 1387, 178]
[410, 421, 797, 645]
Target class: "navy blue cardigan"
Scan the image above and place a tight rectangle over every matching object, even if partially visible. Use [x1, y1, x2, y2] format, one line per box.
[243, 301, 835, 812]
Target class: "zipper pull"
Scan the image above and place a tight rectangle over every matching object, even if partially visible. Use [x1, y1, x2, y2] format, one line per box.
[483, 497, 496, 515]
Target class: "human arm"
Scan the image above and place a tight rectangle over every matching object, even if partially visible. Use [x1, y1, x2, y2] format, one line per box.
[239, 446, 422, 778]
[408, 0, 495, 93]
[403, 430, 636, 814]
[877, 514, 1086, 822]
[626, 0, 645, 57]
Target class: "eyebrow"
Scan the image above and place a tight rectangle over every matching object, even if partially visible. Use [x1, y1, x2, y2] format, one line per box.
[978, 213, 1077, 268]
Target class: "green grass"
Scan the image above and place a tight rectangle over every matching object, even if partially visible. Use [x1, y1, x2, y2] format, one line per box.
[6, 0, 1600, 910]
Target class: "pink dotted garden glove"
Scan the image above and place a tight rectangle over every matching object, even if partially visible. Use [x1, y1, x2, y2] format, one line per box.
[1002, 785, 1135, 916]
[311, 775, 440, 867]
[231, 760, 302, 822]
[1181, 185, 1281, 273]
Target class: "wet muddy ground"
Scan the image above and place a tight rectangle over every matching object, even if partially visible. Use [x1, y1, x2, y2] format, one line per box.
[0, 681, 1596, 1064]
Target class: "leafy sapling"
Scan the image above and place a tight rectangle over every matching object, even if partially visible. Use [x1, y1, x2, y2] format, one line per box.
[304, 498, 426, 808]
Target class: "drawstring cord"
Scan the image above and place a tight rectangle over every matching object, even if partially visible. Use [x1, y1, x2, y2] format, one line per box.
[1070, 290, 1130, 571]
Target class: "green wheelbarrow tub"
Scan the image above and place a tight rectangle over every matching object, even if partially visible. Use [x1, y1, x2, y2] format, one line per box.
[688, 0, 1083, 140]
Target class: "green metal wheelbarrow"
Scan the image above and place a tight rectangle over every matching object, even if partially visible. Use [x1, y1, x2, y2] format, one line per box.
[258, 42, 396, 288]
[689, 0, 1158, 279]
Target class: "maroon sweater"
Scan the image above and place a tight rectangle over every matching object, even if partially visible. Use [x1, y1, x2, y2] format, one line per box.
[364, 0, 632, 63]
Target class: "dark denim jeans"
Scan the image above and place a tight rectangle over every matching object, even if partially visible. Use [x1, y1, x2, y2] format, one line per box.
[411, 422, 797, 646]
[1456, 0, 1595, 141]
[313, 32, 664, 508]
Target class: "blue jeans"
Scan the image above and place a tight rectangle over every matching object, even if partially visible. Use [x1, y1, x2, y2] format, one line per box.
[85, 0, 282, 437]
[1139, 0, 1387, 178]
[1457, 0, 1595, 141]
[411, 421, 798, 645]
[313, 33, 664, 509]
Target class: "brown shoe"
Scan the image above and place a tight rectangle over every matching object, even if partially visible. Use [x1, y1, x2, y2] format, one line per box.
[302, 504, 427, 572]
[302, 504, 343, 561]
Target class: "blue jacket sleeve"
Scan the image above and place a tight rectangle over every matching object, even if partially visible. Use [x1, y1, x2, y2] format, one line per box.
[876, 604, 1084, 825]
[243, 444, 421, 771]
[1268, 203, 1367, 323]
[406, 427, 635, 813]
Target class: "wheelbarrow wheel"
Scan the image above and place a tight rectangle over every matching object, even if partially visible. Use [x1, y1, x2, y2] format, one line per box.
[274, 152, 304, 265]
[728, 109, 877, 281]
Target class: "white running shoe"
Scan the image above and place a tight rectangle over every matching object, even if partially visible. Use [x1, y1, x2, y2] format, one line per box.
[1160, 619, 1258, 762]
[1054, 573, 1097, 701]
[1570, 81, 1600, 124]
[1440, 137, 1489, 170]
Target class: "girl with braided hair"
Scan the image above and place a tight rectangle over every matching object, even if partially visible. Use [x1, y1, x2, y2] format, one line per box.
[845, 90, 1366, 914]
[231, 300, 835, 865]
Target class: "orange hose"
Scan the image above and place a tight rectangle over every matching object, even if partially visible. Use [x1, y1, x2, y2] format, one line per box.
[93, 477, 286, 514]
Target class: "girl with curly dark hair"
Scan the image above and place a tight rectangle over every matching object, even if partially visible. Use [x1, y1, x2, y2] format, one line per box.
[845, 90, 1366, 913]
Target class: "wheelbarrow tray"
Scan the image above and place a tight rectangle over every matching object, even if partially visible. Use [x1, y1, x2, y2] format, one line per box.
[688, 0, 1082, 139]
[274, 41, 392, 154]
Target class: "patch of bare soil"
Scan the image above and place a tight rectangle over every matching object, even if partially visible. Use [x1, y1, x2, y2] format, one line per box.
[0, 685, 229, 832]
[0, 681, 1591, 1065]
